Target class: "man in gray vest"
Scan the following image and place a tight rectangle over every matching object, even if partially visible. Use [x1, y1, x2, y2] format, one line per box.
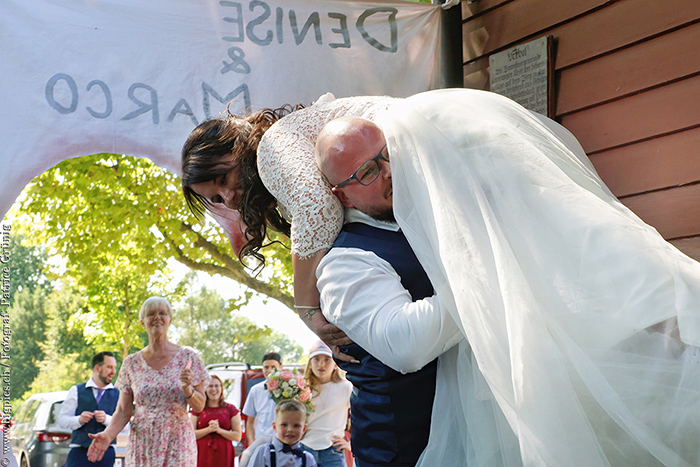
[58, 351, 119, 467]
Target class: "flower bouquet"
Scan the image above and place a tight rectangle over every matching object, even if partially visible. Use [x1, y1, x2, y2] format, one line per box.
[266, 368, 314, 414]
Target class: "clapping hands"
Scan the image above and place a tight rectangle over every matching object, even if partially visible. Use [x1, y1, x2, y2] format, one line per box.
[208, 419, 221, 434]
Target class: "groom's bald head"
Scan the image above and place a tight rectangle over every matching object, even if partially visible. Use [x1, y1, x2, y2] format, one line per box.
[316, 117, 383, 179]
[316, 117, 394, 221]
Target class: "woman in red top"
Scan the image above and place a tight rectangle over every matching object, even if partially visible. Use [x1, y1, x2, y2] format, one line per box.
[189, 375, 242, 467]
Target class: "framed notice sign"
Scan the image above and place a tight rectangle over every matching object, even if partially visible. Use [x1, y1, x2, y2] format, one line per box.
[489, 36, 554, 117]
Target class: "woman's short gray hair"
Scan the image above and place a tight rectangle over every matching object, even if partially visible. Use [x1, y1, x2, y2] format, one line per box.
[139, 296, 173, 321]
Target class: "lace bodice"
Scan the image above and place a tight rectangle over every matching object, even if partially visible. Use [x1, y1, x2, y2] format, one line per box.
[257, 93, 398, 258]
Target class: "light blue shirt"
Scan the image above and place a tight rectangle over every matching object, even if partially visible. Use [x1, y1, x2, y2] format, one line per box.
[248, 437, 316, 467]
[242, 382, 276, 438]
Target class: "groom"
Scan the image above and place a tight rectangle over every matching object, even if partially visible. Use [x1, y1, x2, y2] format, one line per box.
[314, 116, 463, 466]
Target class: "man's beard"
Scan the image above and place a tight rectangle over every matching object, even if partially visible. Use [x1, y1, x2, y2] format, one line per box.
[367, 206, 395, 223]
[97, 374, 112, 386]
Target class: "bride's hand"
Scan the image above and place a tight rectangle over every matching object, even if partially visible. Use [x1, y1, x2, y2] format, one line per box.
[308, 313, 357, 363]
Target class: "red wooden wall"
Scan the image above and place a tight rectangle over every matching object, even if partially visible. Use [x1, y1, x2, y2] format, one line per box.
[460, 0, 700, 260]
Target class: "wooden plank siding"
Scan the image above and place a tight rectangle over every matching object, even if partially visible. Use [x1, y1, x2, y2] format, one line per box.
[460, 0, 510, 20]
[560, 74, 700, 153]
[622, 183, 700, 240]
[588, 127, 700, 198]
[557, 21, 700, 115]
[459, 0, 700, 260]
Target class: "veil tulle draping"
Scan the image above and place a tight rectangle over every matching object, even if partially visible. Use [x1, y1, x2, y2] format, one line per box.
[379, 89, 700, 466]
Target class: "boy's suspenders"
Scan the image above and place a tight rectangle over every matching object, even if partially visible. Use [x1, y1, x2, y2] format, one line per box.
[268, 443, 307, 467]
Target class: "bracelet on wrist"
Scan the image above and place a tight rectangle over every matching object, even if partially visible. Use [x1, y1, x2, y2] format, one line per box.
[302, 308, 319, 320]
[185, 387, 195, 399]
[294, 305, 321, 320]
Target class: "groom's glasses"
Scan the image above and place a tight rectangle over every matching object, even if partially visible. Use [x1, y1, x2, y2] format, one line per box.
[334, 144, 389, 188]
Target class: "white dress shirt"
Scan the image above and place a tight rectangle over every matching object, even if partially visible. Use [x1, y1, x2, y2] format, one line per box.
[57, 377, 115, 447]
[316, 209, 462, 374]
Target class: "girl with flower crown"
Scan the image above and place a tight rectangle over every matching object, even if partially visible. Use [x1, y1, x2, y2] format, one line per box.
[297, 341, 352, 467]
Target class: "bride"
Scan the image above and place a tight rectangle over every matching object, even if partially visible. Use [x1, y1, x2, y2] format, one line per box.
[182, 88, 700, 466]
[181, 93, 398, 350]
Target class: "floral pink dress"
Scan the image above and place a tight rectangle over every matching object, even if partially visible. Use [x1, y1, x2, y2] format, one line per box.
[116, 346, 209, 467]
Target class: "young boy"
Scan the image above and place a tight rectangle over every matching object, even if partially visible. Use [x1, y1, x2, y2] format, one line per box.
[248, 400, 317, 467]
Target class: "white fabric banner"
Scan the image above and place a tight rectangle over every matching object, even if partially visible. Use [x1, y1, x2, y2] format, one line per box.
[0, 0, 440, 219]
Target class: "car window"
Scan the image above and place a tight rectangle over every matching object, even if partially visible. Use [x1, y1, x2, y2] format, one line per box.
[12, 401, 30, 423]
[48, 401, 64, 425]
[15, 400, 40, 423]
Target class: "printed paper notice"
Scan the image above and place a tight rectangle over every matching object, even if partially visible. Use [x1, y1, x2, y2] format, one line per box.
[490, 36, 550, 115]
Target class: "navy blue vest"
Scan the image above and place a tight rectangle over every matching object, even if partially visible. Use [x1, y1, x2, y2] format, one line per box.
[70, 383, 119, 447]
[332, 222, 438, 466]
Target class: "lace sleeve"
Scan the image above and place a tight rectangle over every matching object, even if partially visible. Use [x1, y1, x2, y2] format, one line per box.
[258, 95, 397, 259]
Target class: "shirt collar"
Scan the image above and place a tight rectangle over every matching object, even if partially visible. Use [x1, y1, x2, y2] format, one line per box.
[271, 437, 303, 451]
[86, 376, 115, 390]
[344, 208, 399, 232]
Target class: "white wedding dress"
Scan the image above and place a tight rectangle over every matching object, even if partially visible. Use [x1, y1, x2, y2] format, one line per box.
[258, 89, 700, 466]
[381, 89, 700, 466]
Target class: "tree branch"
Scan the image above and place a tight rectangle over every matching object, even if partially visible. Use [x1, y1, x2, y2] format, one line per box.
[164, 223, 295, 310]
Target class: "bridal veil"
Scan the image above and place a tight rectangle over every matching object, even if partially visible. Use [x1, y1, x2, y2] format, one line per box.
[380, 89, 700, 466]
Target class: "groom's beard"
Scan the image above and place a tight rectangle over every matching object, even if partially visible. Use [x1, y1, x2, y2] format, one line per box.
[366, 184, 394, 222]
[368, 207, 395, 223]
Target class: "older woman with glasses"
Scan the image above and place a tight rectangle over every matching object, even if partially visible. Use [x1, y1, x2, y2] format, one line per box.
[181, 93, 398, 349]
[87, 297, 209, 466]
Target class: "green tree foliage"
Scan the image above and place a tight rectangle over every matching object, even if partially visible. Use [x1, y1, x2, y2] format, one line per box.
[7, 232, 51, 294]
[11, 277, 101, 407]
[20, 285, 99, 401]
[234, 327, 304, 365]
[7, 233, 53, 402]
[172, 282, 302, 365]
[10, 288, 48, 402]
[14, 153, 294, 357]
[42, 283, 99, 368]
[23, 352, 91, 396]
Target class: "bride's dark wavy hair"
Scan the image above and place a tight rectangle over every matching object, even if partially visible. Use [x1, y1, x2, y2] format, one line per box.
[181, 103, 304, 269]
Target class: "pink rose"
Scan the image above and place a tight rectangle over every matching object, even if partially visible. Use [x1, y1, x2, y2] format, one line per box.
[299, 388, 311, 402]
[267, 378, 279, 390]
[297, 377, 305, 389]
[280, 370, 294, 381]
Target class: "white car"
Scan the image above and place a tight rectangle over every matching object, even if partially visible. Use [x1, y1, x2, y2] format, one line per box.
[9, 391, 70, 467]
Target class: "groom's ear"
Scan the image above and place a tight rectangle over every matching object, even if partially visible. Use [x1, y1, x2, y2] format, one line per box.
[331, 186, 355, 209]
